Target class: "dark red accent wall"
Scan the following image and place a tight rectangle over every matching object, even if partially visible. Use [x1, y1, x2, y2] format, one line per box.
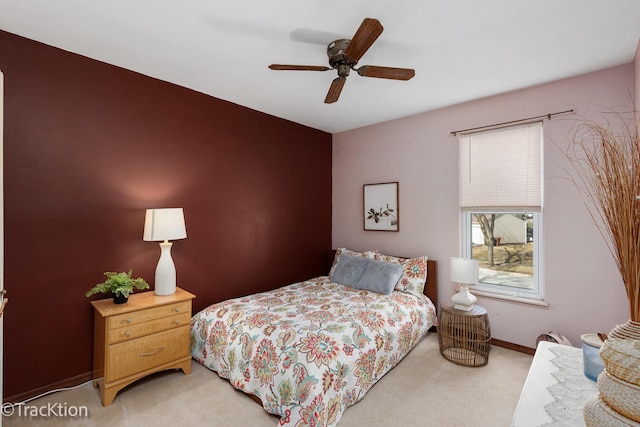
[0, 30, 331, 399]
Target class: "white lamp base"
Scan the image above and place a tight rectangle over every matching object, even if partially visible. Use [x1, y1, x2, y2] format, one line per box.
[451, 285, 477, 311]
[154, 241, 177, 296]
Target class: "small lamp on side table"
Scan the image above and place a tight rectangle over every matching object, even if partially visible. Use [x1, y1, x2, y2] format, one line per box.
[450, 257, 479, 311]
[143, 208, 187, 296]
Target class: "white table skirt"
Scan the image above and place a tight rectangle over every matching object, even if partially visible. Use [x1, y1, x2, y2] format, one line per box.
[511, 341, 598, 427]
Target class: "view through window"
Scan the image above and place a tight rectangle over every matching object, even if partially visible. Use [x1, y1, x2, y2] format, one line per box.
[466, 212, 536, 291]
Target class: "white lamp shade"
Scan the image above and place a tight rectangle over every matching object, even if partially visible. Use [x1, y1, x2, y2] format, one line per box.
[450, 257, 479, 285]
[143, 208, 187, 242]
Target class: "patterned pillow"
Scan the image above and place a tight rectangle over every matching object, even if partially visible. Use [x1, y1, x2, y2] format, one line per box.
[375, 252, 429, 298]
[328, 248, 377, 277]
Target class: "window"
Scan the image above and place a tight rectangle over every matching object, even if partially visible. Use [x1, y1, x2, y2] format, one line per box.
[459, 122, 543, 300]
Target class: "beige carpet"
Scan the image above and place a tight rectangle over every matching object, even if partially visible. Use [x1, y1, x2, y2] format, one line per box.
[3, 333, 533, 427]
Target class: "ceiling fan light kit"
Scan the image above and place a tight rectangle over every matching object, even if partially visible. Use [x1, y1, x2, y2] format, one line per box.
[269, 17, 415, 104]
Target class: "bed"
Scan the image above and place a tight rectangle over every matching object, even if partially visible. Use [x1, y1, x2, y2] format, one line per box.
[190, 248, 438, 427]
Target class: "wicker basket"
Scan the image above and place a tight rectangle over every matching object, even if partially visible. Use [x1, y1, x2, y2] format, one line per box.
[609, 321, 640, 340]
[584, 395, 640, 427]
[600, 339, 640, 387]
[597, 370, 640, 422]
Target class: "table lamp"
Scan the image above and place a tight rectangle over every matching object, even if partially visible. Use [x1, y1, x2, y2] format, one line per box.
[143, 208, 187, 296]
[450, 257, 479, 311]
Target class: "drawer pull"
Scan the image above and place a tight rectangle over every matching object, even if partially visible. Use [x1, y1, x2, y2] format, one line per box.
[125, 331, 131, 337]
[174, 307, 181, 312]
[174, 320, 180, 325]
[126, 318, 132, 324]
[140, 347, 165, 357]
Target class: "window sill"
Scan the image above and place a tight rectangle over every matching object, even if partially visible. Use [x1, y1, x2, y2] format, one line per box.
[471, 289, 549, 308]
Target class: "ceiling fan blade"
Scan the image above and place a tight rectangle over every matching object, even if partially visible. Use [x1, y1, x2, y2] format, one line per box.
[269, 64, 332, 71]
[344, 18, 384, 62]
[324, 77, 346, 104]
[357, 65, 415, 80]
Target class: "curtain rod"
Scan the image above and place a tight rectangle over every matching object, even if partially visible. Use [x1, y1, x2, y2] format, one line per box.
[448, 109, 575, 136]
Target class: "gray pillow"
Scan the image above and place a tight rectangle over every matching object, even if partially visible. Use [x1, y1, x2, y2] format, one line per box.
[330, 254, 370, 288]
[356, 259, 404, 295]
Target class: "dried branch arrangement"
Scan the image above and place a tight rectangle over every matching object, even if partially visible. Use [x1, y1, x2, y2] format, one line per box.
[565, 110, 640, 321]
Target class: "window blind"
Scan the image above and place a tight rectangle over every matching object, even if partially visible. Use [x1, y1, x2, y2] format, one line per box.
[459, 122, 542, 210]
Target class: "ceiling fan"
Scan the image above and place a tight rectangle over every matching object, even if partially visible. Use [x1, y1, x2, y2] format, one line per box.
[269, 18, 415, 104]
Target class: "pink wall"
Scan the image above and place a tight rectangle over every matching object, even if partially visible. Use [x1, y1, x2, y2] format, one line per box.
[635, 39, 640, 111]
[333, 63, 634, 348]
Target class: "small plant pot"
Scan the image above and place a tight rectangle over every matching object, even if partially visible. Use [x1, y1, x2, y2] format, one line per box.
[113, 294, 129, 304]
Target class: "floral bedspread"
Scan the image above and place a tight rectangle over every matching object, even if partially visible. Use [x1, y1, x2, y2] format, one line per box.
[190, 276, 437, 427]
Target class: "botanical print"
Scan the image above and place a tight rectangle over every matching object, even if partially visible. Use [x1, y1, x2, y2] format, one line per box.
[191, 276, 436, 427]
[363, 182, 399, 231]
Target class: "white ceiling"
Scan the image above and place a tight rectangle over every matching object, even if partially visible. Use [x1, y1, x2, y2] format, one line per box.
[1, 1, 640, 133]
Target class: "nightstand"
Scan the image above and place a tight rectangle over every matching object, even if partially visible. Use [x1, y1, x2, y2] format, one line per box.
[91, 287, 196, 406]
[437, 301, 491, 366]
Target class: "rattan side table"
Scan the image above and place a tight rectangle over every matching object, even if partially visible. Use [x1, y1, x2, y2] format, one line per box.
[437, 302, 491, 366]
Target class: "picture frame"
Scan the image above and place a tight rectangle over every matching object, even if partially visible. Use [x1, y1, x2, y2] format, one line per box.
[363, 182, 399, 231]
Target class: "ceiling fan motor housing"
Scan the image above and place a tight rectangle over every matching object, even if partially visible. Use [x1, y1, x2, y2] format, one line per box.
[327, 39, 357, 71]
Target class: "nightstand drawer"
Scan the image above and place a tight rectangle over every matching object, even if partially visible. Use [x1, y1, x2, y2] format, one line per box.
[107, 312, 191, 344]
[107, 301, 190, 329]
[105, 325, 190, 382]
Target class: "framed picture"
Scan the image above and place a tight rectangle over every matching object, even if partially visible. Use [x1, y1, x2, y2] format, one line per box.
[363, 182, 399, 231]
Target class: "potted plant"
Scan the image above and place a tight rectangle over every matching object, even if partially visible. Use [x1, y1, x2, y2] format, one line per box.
[565, 109, 640, 336]
[86, 270, 150, 304]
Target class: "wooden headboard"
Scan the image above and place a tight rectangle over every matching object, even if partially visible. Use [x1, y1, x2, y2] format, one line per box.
[326, 250, 438, 309]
